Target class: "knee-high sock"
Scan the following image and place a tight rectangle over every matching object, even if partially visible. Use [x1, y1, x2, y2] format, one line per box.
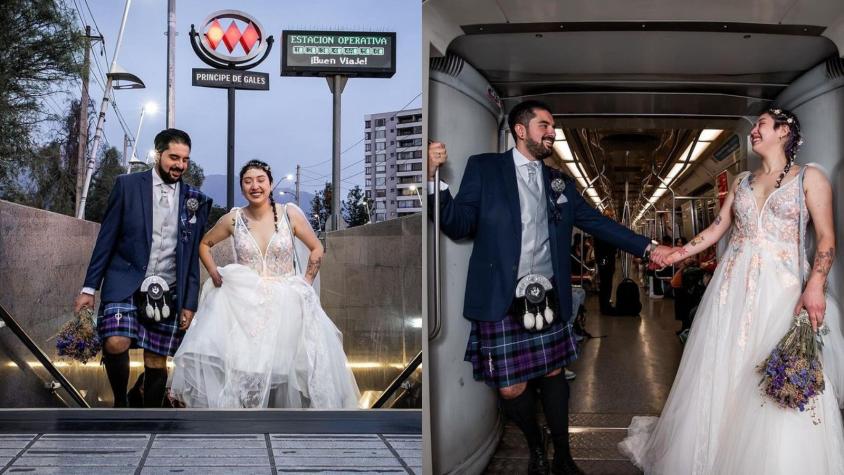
[499, 386, 544, 449]
[538, 371, 571, 462]
[102, 350, 130, 408]
[143, 367, 168, 408]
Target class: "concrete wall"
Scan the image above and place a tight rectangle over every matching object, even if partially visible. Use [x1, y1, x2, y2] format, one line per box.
[0, 199, 422, 407]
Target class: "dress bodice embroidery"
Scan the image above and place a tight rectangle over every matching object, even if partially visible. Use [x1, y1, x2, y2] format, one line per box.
[730, 173, 808, 249]
[232, 207, 296, 278]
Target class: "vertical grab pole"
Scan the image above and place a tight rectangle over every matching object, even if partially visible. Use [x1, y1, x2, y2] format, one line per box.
[430, 168, 443, 340]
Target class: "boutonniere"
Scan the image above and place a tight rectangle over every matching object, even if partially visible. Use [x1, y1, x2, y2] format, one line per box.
[180, 189, 203, 242]
[546, 169, 568, 223]
[185, 197, 199, 224]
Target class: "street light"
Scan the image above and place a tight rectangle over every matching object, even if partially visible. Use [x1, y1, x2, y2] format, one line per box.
[77, 0, 145, 219]
[127, 101, 158, 172]
[408, 185, 423, 209]
[358, 196, 372, 224]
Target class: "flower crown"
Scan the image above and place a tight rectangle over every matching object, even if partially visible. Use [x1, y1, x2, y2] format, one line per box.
[243, 160, 272, 174]
[768, 108, 804, 147]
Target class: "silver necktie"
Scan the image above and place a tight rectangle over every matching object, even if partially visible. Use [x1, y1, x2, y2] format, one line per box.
[527, 161, 539, 189]
[160, 184, 171, 208]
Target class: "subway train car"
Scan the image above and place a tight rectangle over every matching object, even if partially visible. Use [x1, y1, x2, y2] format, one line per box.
[424, 1, 844, 473]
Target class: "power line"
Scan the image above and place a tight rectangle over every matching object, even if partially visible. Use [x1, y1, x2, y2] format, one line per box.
[82, 0, 103, 40]
[299, 91, 422, 171]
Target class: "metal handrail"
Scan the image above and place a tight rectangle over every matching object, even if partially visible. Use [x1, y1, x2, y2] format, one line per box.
[429, 167, 443, 340]
[0, 303, 90, 407]
[371, 350, 423, 409]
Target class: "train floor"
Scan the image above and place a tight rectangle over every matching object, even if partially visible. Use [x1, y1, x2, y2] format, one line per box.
[485, 274, 683, 475]
[0, 410, 422, 474]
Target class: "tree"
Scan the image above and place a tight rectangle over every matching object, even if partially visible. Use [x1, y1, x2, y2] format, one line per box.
[309, 182, 331, 231]
[1, 99, 89, 216]
[85, 147, 124, 223]
[342, 185, 369, 227]
[206, 205, 228, 233]
[182, 161, 205, 188]
[0, 0, 82, 186]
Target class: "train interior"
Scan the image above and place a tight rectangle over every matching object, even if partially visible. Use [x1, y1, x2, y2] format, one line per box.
[424, 1, 844, 473]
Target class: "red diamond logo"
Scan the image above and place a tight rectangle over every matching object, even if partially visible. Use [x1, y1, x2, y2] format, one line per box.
[205, 19, 223, 50]
[222, 21, 242, 53]
[239, 23, 259, 54]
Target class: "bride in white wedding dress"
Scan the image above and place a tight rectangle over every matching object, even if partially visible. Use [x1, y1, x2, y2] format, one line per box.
[619, 108, 844, 474]
[171, 160, 360, 409]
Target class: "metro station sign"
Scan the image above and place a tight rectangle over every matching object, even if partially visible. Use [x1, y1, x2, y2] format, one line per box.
[190, 10, 274, 72]
[280, 30, 396, 78]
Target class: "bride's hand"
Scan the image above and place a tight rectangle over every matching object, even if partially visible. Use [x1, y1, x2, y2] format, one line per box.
[210, 271, 223, 288]
[794, 282, 826, 331]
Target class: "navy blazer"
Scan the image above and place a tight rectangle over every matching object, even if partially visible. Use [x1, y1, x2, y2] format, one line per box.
[82, 170, 212, 312]
[431, 150, 650, 322]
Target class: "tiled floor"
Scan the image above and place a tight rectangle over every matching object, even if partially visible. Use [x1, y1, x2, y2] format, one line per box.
[0, 433, 422, 474]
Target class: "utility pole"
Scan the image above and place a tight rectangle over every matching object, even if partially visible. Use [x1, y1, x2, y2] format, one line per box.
[166, 0, 176, 127]
[295, 164, 301, 204]
[75, 26, 102, 212]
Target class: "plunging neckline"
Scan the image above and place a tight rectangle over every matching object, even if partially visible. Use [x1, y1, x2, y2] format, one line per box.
[238, 208, 276, 261]
[747, 170, 800, 224]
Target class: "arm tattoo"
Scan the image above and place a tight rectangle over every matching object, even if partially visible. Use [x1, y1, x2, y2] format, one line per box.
[690, 235, 705, 247]
[305, 256, 322, 280]
[714, 215, 722, 225]
[204, 239, 215, 248]
[677, 247, 689, 256]
[813, 248, 835, 276]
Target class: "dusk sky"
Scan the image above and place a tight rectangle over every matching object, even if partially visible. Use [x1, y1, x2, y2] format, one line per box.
[59, 0, 421, 196]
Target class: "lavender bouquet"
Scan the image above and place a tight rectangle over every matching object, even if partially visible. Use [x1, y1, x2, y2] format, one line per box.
[757, 309, 829, 420]
[55, 308, 101, 364]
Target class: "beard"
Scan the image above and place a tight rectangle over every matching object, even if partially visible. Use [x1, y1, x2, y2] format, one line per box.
[524, 136, 554, 160]
[157, 161, 182, 184]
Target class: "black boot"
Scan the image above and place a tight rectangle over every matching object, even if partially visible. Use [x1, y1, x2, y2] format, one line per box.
[127, 372, 145, 408]
[143, 367, 167, 408]
[102, 350, 129, 408]
[499, 387, 548, 474]
[538, 372, 584, 475]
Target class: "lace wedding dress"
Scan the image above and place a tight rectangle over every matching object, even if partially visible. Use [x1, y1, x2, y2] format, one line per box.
[171, 206, 361, 408]
[619, 167, 844, 474]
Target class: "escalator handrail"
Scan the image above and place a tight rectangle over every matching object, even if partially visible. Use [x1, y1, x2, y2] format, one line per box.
[0, 303, 90, 408]
[371, 350, 422, 409]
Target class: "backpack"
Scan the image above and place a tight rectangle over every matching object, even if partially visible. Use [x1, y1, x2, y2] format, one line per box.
[615, 278, 642, 316]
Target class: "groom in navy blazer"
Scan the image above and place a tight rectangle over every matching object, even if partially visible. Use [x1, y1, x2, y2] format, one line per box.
[429, 101, 671, 474]
[74, 129, 211, 407]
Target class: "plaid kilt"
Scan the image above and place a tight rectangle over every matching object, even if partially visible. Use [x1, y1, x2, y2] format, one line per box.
[464, 314, 578, 388]
[97, 290, 184, 357]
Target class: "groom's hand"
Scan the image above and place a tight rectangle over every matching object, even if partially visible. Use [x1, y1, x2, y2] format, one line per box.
[649, 245, 675, 268]
[74, 293, 94, 313]
[428, 142, 448, 180]
[179, 309, 195, 330]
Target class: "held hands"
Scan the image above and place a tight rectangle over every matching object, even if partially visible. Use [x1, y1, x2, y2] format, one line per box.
[648, 244, 676, 268]
[74, 293, 94, 313]
[428, 142, 448, 180]
[794, 282, 826, 331]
